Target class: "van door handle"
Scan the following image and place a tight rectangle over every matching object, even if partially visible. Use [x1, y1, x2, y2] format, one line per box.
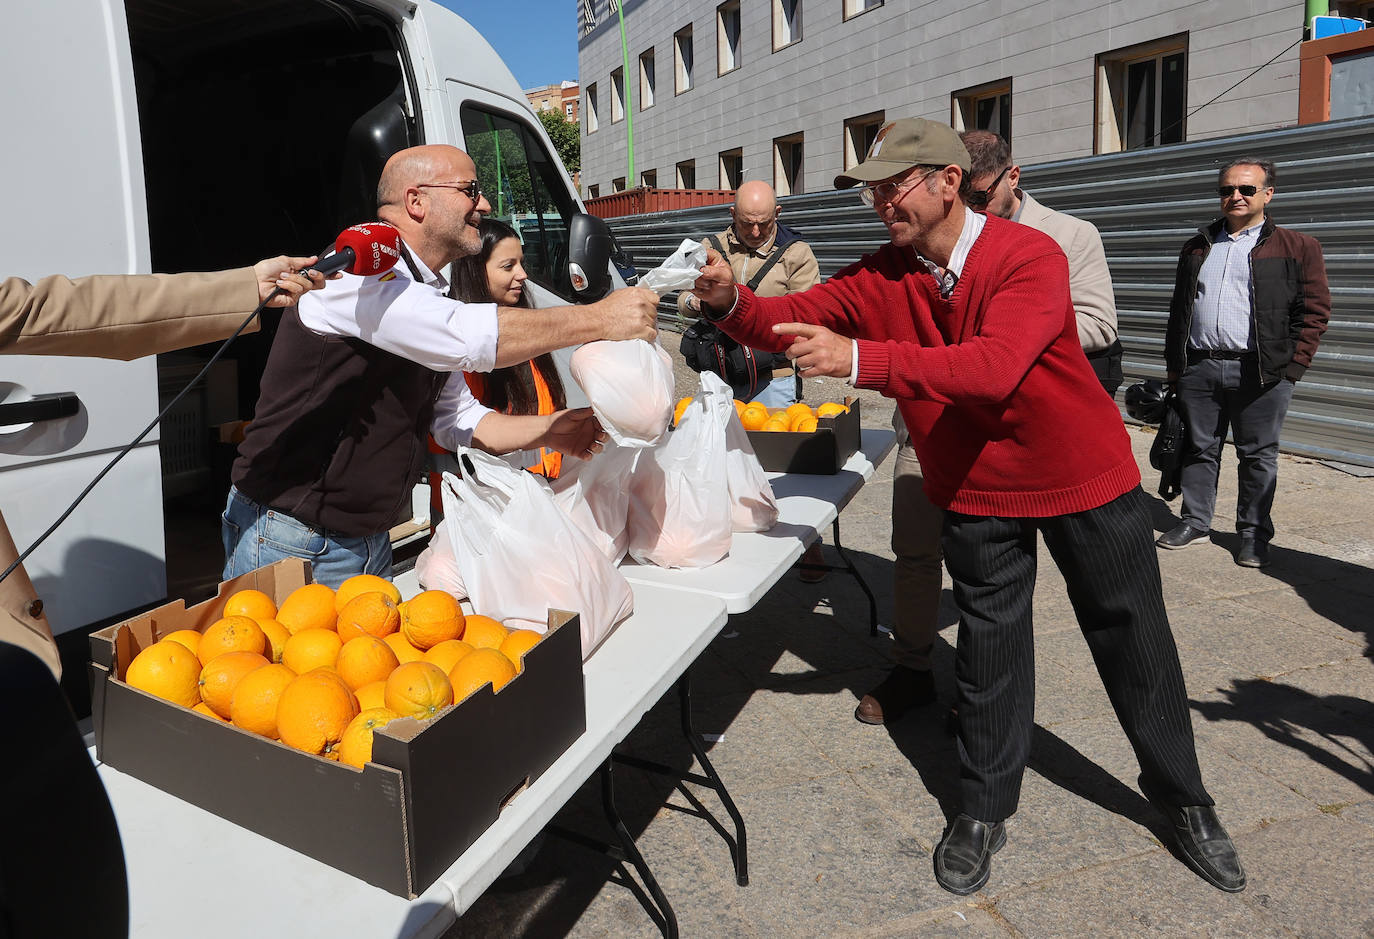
[0, 392, 80, 424]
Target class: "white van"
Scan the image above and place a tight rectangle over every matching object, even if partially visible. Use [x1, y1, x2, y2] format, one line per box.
[1, 0, 604, 700]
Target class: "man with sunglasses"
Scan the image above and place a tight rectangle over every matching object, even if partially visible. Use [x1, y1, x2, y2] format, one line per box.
[225, 144, 660, 586]
[690, 118, 1243, 898]
[1157, 158, 1329, 567]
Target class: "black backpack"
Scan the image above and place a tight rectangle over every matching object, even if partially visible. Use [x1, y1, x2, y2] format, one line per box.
[679, 226, 803, 400]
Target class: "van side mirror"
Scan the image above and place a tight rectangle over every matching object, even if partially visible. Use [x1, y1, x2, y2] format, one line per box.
[566, 213, 613, 301]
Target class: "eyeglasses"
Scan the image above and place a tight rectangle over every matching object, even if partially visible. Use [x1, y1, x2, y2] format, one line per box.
[858, 168, 941, 206]
[1218, 184, 1262, 198]
[418, 180, 483, 201]
[966, 165, 1012, 210]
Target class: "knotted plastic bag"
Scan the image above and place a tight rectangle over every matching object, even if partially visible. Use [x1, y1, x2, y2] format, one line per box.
[570, 339, 674, 448]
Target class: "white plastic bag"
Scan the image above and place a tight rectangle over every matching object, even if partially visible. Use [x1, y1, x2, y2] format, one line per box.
[625, 378, 733, 569]
[440, 448, 634, 660]
[570, 339, 674, 448]
[698, 370, 780, 532]
[414, 517, 467, 599]
[549, 443, 638, 564]
[637, 238, 708, 295]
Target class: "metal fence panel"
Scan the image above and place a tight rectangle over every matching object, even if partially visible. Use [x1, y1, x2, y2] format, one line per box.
[609, 117, 1374, 466]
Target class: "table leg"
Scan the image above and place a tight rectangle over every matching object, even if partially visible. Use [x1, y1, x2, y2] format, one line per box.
[829, 517, 880, 637]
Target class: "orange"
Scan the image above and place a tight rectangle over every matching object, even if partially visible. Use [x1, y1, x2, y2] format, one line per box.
[794, 415, 819, 433]
[460, 614, 509, 651]
[762, 415, 791, 432]
[125, 640, 202, 707]
[162, 629, 202, 658]
[784, 402, 813, 424]
[336, 635, 401, 691]
[198, 651, 269, 718]
[224, 588, 277, 621]
[384, 631, 426, 665]
[740, 403, 770, 431]
[401, 590, 465, 650]
[336, 591, 401, 643]
[334, 573, 402, 613]
[229, 663, 296, 738]
[197, 615, 267, 666]
[816, 401, 848, 418]
[787, 405, 816, 431]
[338, 708, 400, 770]
[423, 639, 475, 675]
[256, 618, 291, 664]
[193, 701, 227, 721]
[449, 648, 518, 702]
[499, 629, 543, 668]
[276, 670, 358, 758]
[383, 662, 454, 719]
[733, 399, 747, 418]
[673, 396, 693, 426]
[282, 627, 343, 674]
[276, 583, 337, 634]
[354, 680, 388, 711]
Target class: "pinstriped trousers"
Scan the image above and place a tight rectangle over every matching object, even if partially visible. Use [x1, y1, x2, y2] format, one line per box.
[943, 486, 1212, 822]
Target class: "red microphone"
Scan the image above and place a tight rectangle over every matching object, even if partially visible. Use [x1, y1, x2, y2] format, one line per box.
[304, 223, 402, 278]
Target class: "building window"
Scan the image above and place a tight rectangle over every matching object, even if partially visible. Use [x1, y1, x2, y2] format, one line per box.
[719, 147, 743, 189]
[565, 101, 575, 120]
[773, 0, 801, 51]
[641, 169, 657, 188]
[843, 111, 885, 171]
[585, 84, 599, 134]
[639, 49, 656, 110]
[952, 79, 1013, 144]
[773, 133, 804, 196]
[843, 0, 882, 20]
[610, 66, 625, 123]
[674, 26, 694, 94]
[588, 184, 601, 199]
[717, 1, 741, 75]
[676, 160, 697, 189]
[1334, 1, 1374, 20]
[612, 176, 627, 192]
[1096, 34, 1188, 153]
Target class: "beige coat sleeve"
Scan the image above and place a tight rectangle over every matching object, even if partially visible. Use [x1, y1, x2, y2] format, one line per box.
[1019, 193, 1118, 353]
[0, 510, 62, 679]
[784, 241, 821, 294]
[0, 267, 260, 360]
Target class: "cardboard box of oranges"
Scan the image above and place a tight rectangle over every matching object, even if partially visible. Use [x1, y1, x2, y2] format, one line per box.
[743, 396, 862, 474]
[89, 557, 586, 898]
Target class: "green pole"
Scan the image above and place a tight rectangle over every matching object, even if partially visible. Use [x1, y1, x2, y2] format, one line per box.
[616, 1, 635, 185]
[1306, 0, 1328, 31]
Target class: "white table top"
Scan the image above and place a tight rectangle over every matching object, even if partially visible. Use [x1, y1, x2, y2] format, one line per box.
[618, 428, 896, 613]
[96, 581, 728, 939]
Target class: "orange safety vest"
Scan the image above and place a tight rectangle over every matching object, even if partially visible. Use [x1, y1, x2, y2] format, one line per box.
[427, 362, 562, 522]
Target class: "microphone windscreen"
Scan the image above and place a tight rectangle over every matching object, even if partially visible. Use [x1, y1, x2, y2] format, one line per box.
[333, 223, 402, 276]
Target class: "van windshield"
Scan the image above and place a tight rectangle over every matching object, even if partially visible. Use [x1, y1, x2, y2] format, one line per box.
[460, 105, 579, 298]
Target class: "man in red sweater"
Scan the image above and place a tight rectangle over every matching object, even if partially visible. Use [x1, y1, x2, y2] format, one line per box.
[690, 118, 1244, 897]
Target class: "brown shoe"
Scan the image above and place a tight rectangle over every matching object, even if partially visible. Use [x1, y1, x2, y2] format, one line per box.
[855, 665, 936, 725]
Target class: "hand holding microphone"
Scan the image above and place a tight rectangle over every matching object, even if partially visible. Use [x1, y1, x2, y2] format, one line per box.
[301, 222, 404, 279]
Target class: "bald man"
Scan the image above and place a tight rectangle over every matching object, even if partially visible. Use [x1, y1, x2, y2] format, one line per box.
[225, 144, 660, 586]
[679, 180, 819, 408]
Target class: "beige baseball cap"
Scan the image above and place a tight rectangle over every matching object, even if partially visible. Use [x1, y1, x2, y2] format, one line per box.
[834, 118, 972, 189]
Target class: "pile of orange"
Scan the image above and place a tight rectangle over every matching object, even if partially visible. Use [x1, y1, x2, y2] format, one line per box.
[122, 575, 546, 770]
[738, 400, 849, 433]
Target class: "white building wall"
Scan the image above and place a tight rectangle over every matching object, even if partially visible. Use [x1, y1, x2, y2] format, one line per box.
[578, 0, 1305, 195]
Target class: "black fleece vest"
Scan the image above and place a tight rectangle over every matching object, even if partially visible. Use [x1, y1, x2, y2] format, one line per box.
[231, 307, 447, 537]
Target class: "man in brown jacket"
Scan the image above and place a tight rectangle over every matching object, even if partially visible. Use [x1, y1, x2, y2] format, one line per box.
[1, 256, 323, 679]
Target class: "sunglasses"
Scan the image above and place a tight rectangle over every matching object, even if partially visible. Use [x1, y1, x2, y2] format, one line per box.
[418, 180, 483, 201]
[1218, 185, 1263, 198]
[967, 165, 1011, 210]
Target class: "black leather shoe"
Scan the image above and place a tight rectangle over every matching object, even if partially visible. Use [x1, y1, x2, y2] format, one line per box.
[1140, 778, 1246, 892]
[855, 665, 936, 725]
[1156, 523, 1211, 549]
[1236, 538, 1269, 568]
[933, 814, 1006, 895]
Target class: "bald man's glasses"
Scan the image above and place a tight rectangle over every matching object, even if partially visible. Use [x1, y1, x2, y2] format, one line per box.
[418, 180, 482, 202]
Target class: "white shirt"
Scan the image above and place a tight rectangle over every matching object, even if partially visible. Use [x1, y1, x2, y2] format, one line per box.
[296, 240, 494, 449]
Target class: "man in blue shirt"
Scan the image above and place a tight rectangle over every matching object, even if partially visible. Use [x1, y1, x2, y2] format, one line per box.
[1158, 157, 1330, 567]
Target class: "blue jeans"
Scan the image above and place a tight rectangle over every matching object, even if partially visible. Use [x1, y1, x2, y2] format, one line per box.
[221, 486, 392, 589]
[747, 374, 799, 408]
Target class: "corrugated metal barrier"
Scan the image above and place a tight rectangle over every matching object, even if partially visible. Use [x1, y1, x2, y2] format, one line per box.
[607, 116, 1374, 467]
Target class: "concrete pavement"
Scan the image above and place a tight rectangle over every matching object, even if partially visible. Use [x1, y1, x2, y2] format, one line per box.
[453, 359, 1374, 938]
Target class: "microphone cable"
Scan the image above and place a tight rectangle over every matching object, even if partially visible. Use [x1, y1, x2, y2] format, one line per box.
[0, 286, 285, 586]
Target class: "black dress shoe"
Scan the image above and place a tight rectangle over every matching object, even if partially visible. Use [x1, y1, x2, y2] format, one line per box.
[854, 665, 936, 725]
[1156, 523, 1211, 549]
[1236, 538, 1269, 568]
[1140, 778, 1246, 892]
[933, 814, 1006, 895]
